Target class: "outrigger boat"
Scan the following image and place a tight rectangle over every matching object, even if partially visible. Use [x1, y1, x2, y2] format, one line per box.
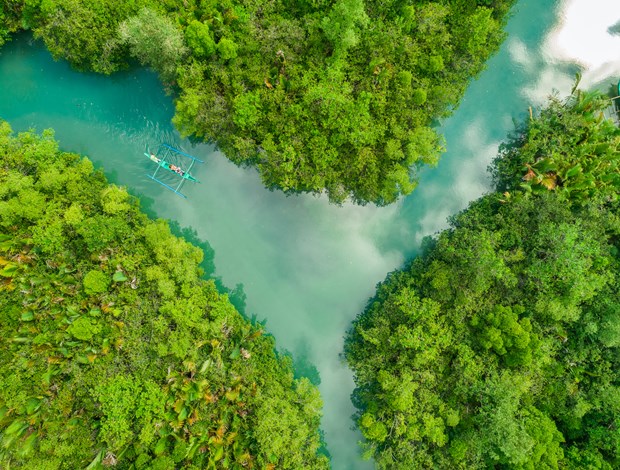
[145, 143, 203, 198]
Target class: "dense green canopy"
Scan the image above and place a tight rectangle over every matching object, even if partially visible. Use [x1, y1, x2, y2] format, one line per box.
[345, 89, 620, 468]
[2, 0, 515, 204]
[0, 122, 328, 469]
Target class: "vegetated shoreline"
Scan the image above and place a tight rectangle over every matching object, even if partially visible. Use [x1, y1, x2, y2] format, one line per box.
[1, 0, 516, 205]
[345, 87, 620, 468]
[0, 121, 329, 469]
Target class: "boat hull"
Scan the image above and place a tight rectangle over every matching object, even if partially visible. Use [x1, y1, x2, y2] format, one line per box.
[144, 153, 199, 183]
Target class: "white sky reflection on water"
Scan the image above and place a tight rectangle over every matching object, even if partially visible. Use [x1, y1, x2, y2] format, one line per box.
[545, 0, 620, 88]
[523, 0, 620, 103]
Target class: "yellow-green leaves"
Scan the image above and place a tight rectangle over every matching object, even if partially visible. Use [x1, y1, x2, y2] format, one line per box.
[0, 124, 327, 469]
[83, 269, 110, 295]
[101, 185, 131, 215]
[185, 20, 216, 59]
[68, 316, 102, 341]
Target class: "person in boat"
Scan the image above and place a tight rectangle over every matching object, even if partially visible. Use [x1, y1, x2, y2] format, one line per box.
[169, 164, 185, 176]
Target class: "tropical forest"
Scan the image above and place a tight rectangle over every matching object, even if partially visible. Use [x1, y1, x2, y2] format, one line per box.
[1, 0, 620, 469]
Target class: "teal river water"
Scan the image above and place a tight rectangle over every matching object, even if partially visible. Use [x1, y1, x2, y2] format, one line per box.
[1, 1, 616, 468]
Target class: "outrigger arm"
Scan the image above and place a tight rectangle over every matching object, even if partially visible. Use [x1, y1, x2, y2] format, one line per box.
[145, 143, 203, 198]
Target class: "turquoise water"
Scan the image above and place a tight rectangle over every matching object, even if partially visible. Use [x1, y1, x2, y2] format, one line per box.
[0, 1, 614, 467]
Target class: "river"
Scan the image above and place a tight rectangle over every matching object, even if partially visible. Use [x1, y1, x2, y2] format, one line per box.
[1, 1, 619, 468]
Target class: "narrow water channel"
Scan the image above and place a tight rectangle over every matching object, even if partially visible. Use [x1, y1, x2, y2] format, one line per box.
[1, 1, 619, 468]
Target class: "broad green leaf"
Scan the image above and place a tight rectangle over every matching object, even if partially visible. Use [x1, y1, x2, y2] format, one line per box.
[25, 397, 42, 414]
[21, 311, 34, 322]
[154, 437, 168, 455]
[85, 449, 105, 470]
[1, 263, 18, 277]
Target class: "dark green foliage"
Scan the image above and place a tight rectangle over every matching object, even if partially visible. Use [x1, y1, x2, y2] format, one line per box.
[4, 0, 515, 204]
[27, 0, 151, 74]
[0, 0, 24, 46]
[345, 91, 620, 468]
[0, 122, 328, 469]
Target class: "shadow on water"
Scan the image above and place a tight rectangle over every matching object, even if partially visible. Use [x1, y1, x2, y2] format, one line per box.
[168, 218, 250, 317]
[285, 339, 322, 386]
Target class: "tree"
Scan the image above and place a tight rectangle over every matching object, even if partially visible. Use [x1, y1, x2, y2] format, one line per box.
[184, 20, 216, 58]
[321, 0, 368, 60]
[118, 7, 188, 81]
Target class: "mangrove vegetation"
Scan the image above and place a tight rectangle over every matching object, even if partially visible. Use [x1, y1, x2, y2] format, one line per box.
[0, 122, 329, 469]
[4, 2, 619, 469]
[345, 88, 620, 468]
[1, 0, 515, 204]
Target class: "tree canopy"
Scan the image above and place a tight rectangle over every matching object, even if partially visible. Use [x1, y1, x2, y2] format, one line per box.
[345, 89, 620, 468]
[3, 0, 515, 204]
[0, 122, 329, 469]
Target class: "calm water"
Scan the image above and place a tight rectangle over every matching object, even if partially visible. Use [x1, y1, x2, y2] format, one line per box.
[1, 1, 619, 468]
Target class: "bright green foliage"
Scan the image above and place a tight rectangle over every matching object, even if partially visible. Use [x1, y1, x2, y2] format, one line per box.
[67, 315, 102, 341]
[412, 88, 427, 105]
[494, 86, 620, 204]
[321, 0, 369, 59]
[0, 123, 328, 469]
[185, 20, 215, 58]
[83, 269, 110, 294]
[5, 0, 516, 204]
[472, 305, 537, 367]
[233, 92, 262, 130]
[216, 37, 238, 61]
[346, 90, 620, 468]
[101, 185, 131, 215]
